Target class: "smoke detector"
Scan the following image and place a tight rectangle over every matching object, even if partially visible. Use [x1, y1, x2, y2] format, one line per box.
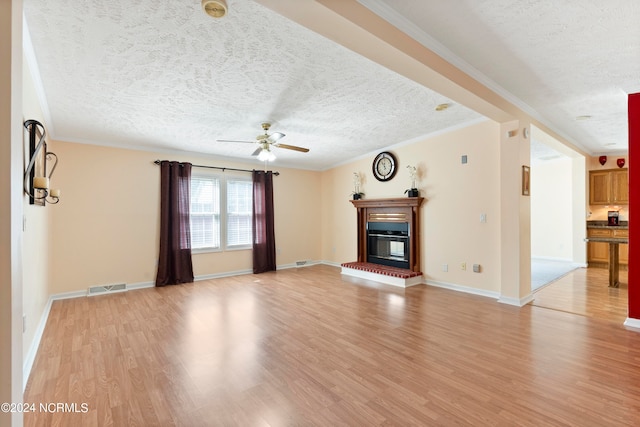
[202, 0, 227, 18]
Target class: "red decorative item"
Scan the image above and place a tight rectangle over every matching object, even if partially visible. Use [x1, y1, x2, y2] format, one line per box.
[617, 158, 626, 168]
[599, 155, 607, 165]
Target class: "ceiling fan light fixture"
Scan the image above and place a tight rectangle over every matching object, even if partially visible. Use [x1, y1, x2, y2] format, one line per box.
[257, 148, 276, 162]
[202, 0, 227, 18]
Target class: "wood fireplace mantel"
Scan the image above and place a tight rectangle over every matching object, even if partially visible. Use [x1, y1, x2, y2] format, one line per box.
[350, 197, 424, 272]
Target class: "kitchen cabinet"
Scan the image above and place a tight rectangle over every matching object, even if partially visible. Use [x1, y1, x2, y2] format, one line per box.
[587, 228, 628, 266]
[587, 229, 610, 263]
[589, 169, 628, 205]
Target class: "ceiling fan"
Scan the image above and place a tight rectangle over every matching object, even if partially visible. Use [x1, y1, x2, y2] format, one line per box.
[217, 123, 309, 161]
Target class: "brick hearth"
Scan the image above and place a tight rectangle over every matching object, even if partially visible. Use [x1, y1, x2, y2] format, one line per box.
[340, 261, 423, 288]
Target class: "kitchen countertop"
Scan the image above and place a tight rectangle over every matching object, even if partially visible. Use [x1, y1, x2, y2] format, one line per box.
[585, 237, 628, 244]
[586, 220, 628, 230]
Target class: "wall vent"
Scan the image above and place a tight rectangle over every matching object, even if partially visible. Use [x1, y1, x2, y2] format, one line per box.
[88, 283, 127, 296]
[295, 260, 308, 267]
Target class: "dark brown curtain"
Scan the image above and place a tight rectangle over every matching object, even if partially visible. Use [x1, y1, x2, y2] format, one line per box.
[156, 161, 194, 286]
[252, 170, 276, 273]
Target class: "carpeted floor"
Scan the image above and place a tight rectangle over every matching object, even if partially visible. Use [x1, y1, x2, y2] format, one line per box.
[531, 258, 582, 291]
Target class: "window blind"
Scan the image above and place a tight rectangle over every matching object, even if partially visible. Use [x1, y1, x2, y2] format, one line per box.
[190, 177, 221, 249]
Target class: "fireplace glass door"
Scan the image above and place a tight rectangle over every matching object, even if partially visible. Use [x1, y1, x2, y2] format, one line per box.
[366, 222, 410, 269]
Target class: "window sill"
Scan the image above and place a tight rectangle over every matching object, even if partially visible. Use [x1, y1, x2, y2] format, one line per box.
[191, 245, 252, 254]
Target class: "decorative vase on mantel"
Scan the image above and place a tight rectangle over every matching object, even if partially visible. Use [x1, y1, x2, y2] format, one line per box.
[351, 172, 364, 200]
[405, 188, 419, 198]
[405, 165, 419, 197]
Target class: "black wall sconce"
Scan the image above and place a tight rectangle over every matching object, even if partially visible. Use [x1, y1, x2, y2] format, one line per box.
[23, 120, 60, 205]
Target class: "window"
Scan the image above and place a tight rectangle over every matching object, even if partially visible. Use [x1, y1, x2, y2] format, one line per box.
[190, 175, 252, 251]
[226, 179, 253, 247]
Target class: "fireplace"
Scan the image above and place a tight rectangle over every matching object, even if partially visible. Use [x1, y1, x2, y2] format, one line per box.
[367, 222, 409, 269]
[350, 197, 424, 272]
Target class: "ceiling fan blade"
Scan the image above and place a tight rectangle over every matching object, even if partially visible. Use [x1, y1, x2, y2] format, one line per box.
[216, 139, 256, 144]
[273, 143, 309, 153]
[251, 147, 262, 156]
[268, 132, 285, 142]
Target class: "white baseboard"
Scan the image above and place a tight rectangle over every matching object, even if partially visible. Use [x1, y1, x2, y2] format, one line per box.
[531, 256, 574, 262]
[623, 317, 640, 331]
[195, 269, 253, 281]
[122, 281, 155, 290]
[23, 296, 52, 392]
[319, 260, 342, 268]
[425, 280, 500, 300]
[498, 293, 535, 307]
[277, 260, 321, 270]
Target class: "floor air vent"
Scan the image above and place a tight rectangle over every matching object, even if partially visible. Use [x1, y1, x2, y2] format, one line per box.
[88, 283, 127, 296]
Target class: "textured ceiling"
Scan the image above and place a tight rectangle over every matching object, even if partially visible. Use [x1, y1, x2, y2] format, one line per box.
[23, 0, 482, 170]
[23, 0, 638, 170]
[365, 0, 640, 156]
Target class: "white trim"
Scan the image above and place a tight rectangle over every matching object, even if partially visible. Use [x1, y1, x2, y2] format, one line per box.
[498, 293, 535, 307]
[194, 269, 253, 281]
[22, 297, 52, 392]
[320, 260, 342, 268]
[531, 256, 575, 263]
[51, 289, 87, 300]
[623, 318, 640, 331]
[425, 280, 500, 300]
[277, 260, 321, 270]
[125, 281, 155, 291]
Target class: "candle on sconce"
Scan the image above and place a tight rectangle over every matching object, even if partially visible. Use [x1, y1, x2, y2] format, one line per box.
[33, 177, 49, 189]
[49, 189, 61, 198]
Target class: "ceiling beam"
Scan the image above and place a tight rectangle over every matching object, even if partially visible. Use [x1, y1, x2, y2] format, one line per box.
[255, 0, 588, 157]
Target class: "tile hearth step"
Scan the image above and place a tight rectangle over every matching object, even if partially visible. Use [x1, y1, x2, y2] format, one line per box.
[340, 262, 423, 288]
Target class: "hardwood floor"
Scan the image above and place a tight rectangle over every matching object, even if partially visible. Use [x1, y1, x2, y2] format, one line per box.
[532, 266, 629, 324]
[24, 264, 640, 426]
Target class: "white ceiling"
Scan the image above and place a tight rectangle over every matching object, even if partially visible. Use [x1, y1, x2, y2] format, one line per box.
[23, 0, 639, 170]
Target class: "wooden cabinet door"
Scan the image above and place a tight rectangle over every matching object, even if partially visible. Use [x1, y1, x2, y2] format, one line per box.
[611, 169, 629, 204]
[587, 229, 611, 263]
[589, 171, 611, 205]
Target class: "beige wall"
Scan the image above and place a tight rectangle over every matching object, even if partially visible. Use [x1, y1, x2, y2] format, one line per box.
[531, 158, 574, 260]
[26, 108, 537, 388]
[322, 120, 503, 293]
[49, 142, 323, 294]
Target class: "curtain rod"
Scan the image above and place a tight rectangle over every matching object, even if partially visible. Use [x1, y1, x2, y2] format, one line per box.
[153, 160, 279, 176]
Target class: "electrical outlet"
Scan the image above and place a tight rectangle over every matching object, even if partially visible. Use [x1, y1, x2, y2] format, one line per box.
[442, 264, 448, 272]
[480, 213, 487, 223]
[461, 262, 466, 271]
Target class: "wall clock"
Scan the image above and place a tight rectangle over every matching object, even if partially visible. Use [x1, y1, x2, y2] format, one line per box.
[372, 151, 397, 181]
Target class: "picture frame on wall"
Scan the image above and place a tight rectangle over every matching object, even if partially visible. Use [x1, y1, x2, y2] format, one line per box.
[522, 165, 530, 196]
